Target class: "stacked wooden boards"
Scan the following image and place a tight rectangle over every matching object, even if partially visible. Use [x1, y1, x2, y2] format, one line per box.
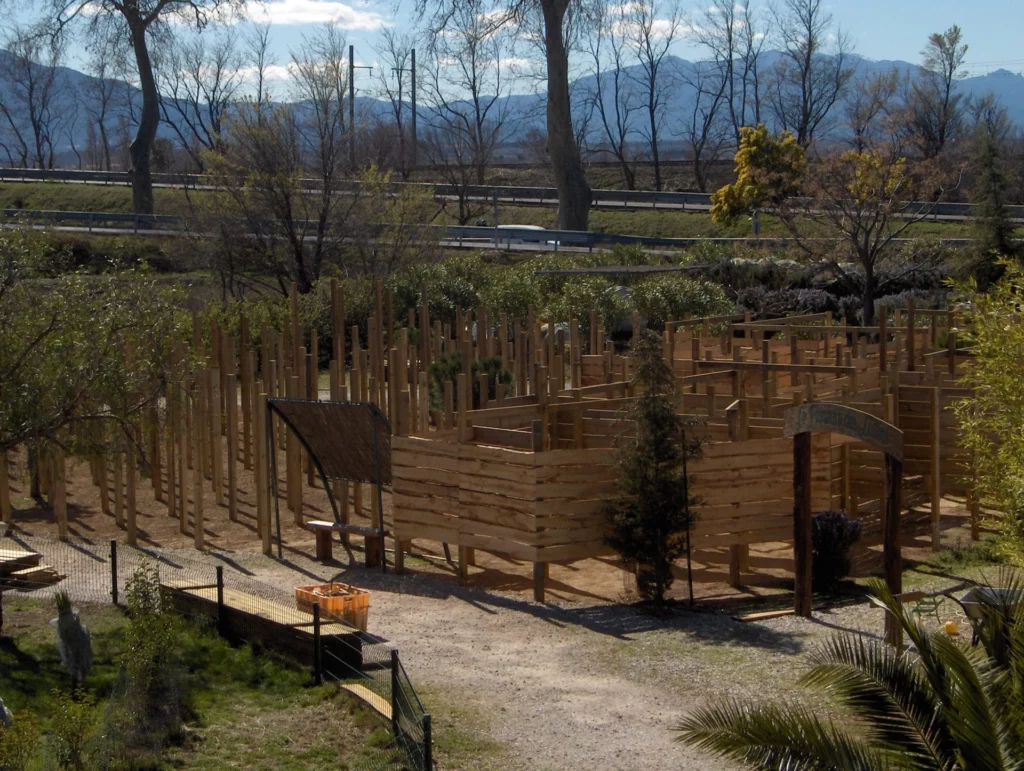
[0, 543, 64, 588]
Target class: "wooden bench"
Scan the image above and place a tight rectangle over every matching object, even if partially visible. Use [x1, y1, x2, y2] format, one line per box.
[306, 520, 386, 567]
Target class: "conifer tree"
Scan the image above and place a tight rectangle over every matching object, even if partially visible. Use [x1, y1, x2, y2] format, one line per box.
[605, 332, 700, 605]
[972, 117, 1019, 289]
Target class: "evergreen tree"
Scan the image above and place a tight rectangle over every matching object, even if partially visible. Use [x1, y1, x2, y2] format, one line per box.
[972, 113, 1019, 289]
[605, 332, 701, 605]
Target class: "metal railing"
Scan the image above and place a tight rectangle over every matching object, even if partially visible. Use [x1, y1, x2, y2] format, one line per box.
[0, 208, 983, 250]
[0, 166, 1015, 220]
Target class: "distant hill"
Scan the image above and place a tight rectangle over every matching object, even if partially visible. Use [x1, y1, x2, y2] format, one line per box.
[0, 48, 1020, 167]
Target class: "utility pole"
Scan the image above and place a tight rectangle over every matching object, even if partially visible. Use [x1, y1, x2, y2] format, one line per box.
[411, 48, 417, 172]
[348, 45, 373, 172]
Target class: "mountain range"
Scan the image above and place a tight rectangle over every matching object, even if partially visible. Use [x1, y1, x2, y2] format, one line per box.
[1, 49, 1022, 167]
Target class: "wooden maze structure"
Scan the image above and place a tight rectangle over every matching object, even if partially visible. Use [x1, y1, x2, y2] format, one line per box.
[0, 281, 981, 604]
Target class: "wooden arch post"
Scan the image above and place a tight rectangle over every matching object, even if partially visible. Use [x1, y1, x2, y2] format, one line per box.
[784, 403, 904, 647]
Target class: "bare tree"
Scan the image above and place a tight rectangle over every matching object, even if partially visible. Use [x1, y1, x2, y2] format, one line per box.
[374, 29, 415, 180]
[676, 61, 730, 192]
[38, 0, 247, 214]
[420, 2, 516, 221]
[81, 38, 122, 171]
[422, 0, 591, 229]
[901, 25, 969, 160]
[583, 0, 641, 189]
[767, 0, 853, 147]
[158, 28, 242, 169]
[627, 0, 682, 191]
[0, 27, 70, 169]
[243, 23, 274, 114]
[843, 69, 901, 153]
[690, 0, 769, 147]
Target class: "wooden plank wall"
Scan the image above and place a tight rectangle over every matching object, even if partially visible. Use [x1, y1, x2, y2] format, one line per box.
[392, 433, 835, 568]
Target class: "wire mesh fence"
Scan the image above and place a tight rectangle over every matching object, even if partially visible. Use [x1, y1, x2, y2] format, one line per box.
[0, 531, 431, 770]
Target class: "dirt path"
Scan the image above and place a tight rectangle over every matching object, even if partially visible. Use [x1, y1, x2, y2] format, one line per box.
[230, 552, 760, 770]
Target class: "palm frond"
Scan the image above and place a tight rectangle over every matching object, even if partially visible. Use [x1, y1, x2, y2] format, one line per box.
[676, 699, 893, 771]
[801, 634, 955, 770]
[931, 633, 1018, 771]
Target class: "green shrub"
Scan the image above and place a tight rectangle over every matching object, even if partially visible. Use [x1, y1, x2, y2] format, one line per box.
[629, 275, 732, 329]
[103, 564, 186, 766]
[0, 711, 39, 771]
[49, 690, 97, 770]
[427, 353, 513, 411]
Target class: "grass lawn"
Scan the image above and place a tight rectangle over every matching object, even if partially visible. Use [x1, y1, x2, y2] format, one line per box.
[0, 181, 994, 241]
[0, 596, 393, 770]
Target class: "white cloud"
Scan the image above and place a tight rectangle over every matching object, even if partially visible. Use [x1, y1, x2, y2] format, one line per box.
[247, 0, 389, 29]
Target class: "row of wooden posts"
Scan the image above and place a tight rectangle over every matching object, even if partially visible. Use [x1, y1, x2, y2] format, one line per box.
[0, 288, 964, 566]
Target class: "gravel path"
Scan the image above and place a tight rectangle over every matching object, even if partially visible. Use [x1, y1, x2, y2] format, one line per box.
[18, 535, 971, 771]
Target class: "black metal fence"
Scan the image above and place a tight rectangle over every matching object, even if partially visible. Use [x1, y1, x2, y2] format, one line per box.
[0, 532, 431, 770]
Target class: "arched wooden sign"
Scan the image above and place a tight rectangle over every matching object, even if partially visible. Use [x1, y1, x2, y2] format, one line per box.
[783, 402, 904, 646]
[784, 402, 903, 462]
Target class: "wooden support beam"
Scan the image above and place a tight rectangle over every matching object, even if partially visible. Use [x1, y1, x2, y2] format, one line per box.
[193, 394, 204, 550]
[930, 387, 941, 551]
[884, 454, 903, 648]
[226, 373, 238, 522]
[0, 452, 9, 525]
[126, 430, 137, 546]
[793, 432, 813, 617]
[533, 561, 546, 602]
[53, 448, 68, 540]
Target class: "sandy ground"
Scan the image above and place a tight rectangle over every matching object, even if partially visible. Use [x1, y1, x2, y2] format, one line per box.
[2, 449, 985, 770]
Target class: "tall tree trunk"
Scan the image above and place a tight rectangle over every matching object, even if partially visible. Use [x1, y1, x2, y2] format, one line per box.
[649, 105, 662, 191]
[542, 0, 591, 231]
[129, 21, 158, 216]
[862, 262, 876, 327]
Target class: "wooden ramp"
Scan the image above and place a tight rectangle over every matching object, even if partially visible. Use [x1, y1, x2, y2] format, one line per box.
[343, 683, 392, 719]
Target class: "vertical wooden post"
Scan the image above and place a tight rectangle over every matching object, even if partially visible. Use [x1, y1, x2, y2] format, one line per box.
[290, 282, 301, 369]
[929, 387, 941, 550]
[174, 387, 186, 529]
[126, 430, 137, 546]
[533, 560, 546, 603]
[947, 311, 957, 377]
[879, 314, 888, 373]
[793, 432, 813, 617]
[884, 454, 903, 648]
[167, 391, 177, 521]
[305, 349, 316, 486]
[241, 316, 253, 470]
[457, 373, 470, 443]
[192, 393, 204, 550]
[226, 373, 238, 522]
[906, 299, 916, 372]
[0, 452, 9, 525]
[288, 374, 302, 522]
[113, 446, 124, 529]
[151, 405, 162, 502]
[257, 391, 272, 555]
[210, 369, 224, 506]
[53, 448, 68, 540]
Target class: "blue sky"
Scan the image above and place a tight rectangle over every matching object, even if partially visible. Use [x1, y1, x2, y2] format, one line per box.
[14, 0, 1023, 92]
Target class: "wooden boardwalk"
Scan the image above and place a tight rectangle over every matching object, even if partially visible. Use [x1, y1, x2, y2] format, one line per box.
[163, 580, 355, 635]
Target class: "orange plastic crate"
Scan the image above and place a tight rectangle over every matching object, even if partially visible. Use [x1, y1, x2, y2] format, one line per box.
[295, 582, 370, 631]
